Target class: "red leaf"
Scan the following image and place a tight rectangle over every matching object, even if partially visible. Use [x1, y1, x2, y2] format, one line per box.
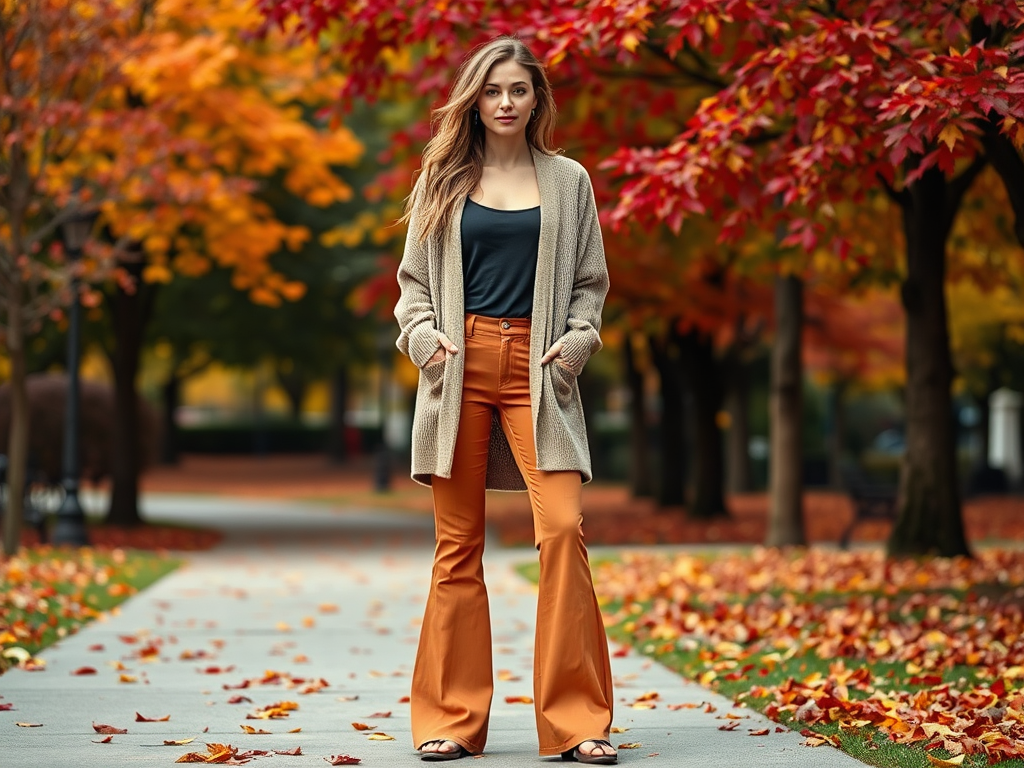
[71, 667, 98, 676]
[92, 735, 114, 744]
[275, 747, 302, 755]
[135, 712, 171, 722]
[92, 722, 128, 734]
[325, 757, 361, 766]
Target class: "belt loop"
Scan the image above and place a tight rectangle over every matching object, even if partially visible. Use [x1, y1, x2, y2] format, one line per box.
[465, 314, 476, 338]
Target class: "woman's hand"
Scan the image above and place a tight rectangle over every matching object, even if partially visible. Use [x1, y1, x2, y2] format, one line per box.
[540, 340, 563, 366]
[426, 332, 459, 366]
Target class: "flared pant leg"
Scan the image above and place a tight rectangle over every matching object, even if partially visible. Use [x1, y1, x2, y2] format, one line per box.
[410, 393, 494, 755]
[407, 329, 495, 753]
[494, 327, 614, 756]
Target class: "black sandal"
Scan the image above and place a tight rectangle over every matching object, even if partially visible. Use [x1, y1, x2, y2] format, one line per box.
[419, 739, 469, 761]
[561, 739, 618, 765]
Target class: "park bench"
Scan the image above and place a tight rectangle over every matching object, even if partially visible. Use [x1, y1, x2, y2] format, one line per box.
[0, 455, 65, 544]
[838, 463, 898, 549]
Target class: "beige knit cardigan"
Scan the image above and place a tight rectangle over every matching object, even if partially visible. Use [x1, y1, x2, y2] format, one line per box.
[394, 148, 610, 490]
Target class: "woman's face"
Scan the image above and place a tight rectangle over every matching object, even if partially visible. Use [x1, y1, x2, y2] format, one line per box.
[475, 59, 538, 139]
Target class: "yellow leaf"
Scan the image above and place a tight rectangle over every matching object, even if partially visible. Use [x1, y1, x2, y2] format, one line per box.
[927, 755, 965, 767]
[367, 733, 395, 741]
[937, 123, 963, 151]
[618, 742, 642, 749]
[621, 32, 641, 53]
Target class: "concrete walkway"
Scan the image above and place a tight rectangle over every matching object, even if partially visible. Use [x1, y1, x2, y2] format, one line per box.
[1, 494, 865, 767]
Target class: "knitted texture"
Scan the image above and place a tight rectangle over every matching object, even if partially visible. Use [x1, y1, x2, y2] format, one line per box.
[394, 149, 609, 490]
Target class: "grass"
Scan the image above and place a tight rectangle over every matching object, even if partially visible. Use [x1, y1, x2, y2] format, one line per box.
[515, 548, 1024, 768]
[0, 546, 181, 670]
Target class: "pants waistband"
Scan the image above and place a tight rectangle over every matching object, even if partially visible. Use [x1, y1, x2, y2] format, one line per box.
[465, 313, 531, 338]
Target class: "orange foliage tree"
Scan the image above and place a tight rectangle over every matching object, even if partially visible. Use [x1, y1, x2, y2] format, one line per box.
[1, 0, 363, 546]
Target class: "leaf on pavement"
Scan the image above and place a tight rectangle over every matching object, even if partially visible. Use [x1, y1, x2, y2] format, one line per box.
[504, 696, 533, 704]
[241, 725, 271, 734]
[610, 727, 629, 733]
[175, 742, 243, 763]
[366, 733, 395, 740]
[93, 722, 128, 734]
[92, 735, 114, 743]
[618, 742, 642, 749]
[16, 722, 43, 727]
[325, 757, 361, 765]
[165, 738, 198, 746]
[275, 747, 302, 755]
[72, 666, 98, 675]
[136, 712, 171, 722]
[351, 722, 376, 731]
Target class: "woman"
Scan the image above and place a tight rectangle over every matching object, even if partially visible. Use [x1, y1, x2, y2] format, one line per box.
[394, 35, 615, 764]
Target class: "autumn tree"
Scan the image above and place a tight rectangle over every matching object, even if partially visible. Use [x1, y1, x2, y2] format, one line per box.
[0, 0, 150, 555]
[84, 0, 364, 525]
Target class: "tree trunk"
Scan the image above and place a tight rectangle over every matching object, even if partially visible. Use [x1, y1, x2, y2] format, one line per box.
[106, 261, 154, 527]
[276, 367, 307, 422]
[888, 167, 970, 557]
[649, 328, 687, 508]
[624, 333, 653, 498]
[724, 356, 752, 493]
[327, 365, 350, 464]
[160, 375, 181, 465]
[680, 330, 728, 518]
[766, 274, 805, 547]
[3, 300, 29, 556]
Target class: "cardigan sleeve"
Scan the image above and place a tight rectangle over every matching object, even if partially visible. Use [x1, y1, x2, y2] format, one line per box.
[555, 168, 610, 375]
[394, 207, 441, 369]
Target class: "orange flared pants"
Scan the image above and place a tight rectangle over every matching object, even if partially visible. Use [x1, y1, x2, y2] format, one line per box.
[410, 314, 614, 756]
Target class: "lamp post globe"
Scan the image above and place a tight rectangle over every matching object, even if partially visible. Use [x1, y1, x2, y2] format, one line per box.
[51, 207, 97, 547]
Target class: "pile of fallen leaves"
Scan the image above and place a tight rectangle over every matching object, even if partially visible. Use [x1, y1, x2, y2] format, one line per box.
[598, 548, 1024, 766]
[0, 547, 179, 670]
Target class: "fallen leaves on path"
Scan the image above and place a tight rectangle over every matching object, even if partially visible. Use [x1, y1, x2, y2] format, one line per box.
[136, 712, 171, 722]
[324, 756, 361, 765]
[598, 547, 1024, 763]
[176, 742, 247, 763]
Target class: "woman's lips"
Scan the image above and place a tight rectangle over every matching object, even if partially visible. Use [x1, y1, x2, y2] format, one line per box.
[496, 116, 517, 123]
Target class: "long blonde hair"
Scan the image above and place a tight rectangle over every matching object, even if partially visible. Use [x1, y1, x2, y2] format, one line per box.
[402, 36, 558, 242]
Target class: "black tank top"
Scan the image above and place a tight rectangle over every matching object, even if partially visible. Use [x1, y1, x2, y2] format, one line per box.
[460, 197, 540, 318]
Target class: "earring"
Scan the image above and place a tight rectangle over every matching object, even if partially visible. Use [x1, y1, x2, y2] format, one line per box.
[531, 108, 536, 118]
[473, 110, 479, 124]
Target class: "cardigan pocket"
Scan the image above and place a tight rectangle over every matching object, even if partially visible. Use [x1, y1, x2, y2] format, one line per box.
[550, 358, 577, 405]
[422, 358, 446, 394]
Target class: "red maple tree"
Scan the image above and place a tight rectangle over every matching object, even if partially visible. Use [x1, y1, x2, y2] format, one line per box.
[257, 0, 1024, 556]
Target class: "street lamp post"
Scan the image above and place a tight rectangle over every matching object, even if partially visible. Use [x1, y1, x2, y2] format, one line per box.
[51, 208, 96, 546]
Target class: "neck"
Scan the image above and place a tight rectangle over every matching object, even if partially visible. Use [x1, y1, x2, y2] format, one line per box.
[483, 135, 533, 169]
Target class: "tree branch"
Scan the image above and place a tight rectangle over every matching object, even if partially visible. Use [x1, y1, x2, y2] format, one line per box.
[876, 171, 908, 206]
[945, 153, 988, 221]
[981, 127, 1024, 247]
